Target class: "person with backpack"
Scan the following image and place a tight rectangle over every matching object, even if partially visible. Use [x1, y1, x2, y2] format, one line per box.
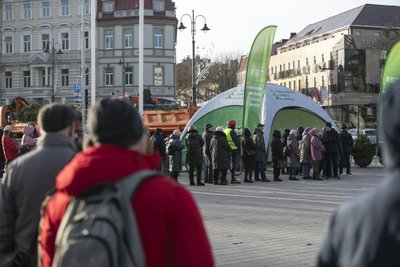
[167, 129, 183, 182]
[38, 99, 214, 267]
[0, 104, 78, 267]
[186, 125, 205, 186]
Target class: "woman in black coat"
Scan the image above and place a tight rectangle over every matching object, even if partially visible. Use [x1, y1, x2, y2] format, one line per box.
[270, 129, 284, 181]
[241, 128, 257, 183]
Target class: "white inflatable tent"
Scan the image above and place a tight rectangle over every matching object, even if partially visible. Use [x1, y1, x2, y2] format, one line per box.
[181, 83, 336, 148]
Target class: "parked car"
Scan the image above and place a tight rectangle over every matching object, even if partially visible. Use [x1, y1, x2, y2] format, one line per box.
[347, 128, 377, 144]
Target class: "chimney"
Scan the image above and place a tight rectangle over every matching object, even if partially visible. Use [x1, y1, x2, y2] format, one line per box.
[290, 32, 297, 39]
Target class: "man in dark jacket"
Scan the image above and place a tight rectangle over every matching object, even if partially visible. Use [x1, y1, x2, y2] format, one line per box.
[338, 124, 353, 175]
[0, 104, 77, 267]
[202, 123, 213, 183]
[270, 130, 284, 182]
[322, 122, 340, 179]
[150, 128, 166, 170]
[316, 80, 400, 267]
[253, 123, 270, 182]
[186, 125, 205, 186]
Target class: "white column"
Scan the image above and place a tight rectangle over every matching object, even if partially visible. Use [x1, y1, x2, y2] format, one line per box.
[139, 0, 144, 116]
[45, 67, 49, 86]
[90, 0, 97, 106]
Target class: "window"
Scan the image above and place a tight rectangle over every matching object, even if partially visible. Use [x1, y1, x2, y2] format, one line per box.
[5, 72, 12, 89]
[297, 60, 300, 68]
[103, 2, 113, 13]
[23, 35, 31, 52]
[61, 0, 70, 16]
[41, 70, 48, 86]
[154, 28, 163, 49]
[314, 77, 317, 88]
[42, 34, 50, 51]
[23, 2, 32, 19]
[322, 76, 325, 87]
[84, 0, 90, 15]
[105, 68, 113, 86]
[41, 1, 50, 18]
[5, 36, 13, 54]
[61, 69, 69, 86]
[306, 58, 309, 66]
[153, 66, 163, 86]
[153, 0, 165, 12]
[23, 71, 31, 88]
[84, 31, 89, 49]
[61, 32, 69, 50]
[313, 56, 316, 64]
[105, 30, 114, 49]
[321, 54, 325, 63]
[85, 68, 89, 86]
[124, 29, 133, 48]
[125, 67, 133, 85]
[4, 4, 13, 20]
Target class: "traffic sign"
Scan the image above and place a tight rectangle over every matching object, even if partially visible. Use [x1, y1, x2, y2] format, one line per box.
[74, 84, 81, 93]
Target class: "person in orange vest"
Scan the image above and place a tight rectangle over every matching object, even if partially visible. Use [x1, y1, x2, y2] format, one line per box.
[223, 120, 241, 184]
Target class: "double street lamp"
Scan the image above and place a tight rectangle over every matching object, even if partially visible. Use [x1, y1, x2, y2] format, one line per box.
[178, 10, 210, 105]
[44, 39, 63, 103]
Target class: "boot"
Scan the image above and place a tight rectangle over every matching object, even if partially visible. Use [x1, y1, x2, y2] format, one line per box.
[243, 172, 249, 183]
[274, 177, 283, 182]
[196, 179, 205, 186]
[230, 179, 241, 184]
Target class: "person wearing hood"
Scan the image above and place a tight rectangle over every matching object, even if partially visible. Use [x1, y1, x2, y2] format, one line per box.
[186, 125, 205, 186]
[309, 128, 325, 180]
[38, 99, 214, 267]
[253, 123, 270, 182]
[20, 125, 37, 153]
[210, 127, 231, 185]
[167, 129, 183, 181]
[241, 128, 257, 183]
[316, 80, 400, 266]
[0, 104, 77, 267]
[270, 129, 284, 182]
[286, 129, 300, 181]
[300, 128, 312, 180]
[202, 123, 214, 183]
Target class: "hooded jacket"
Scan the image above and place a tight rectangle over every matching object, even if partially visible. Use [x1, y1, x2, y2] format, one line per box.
[300, 128, 312, 163]
[317, 80, 400, 267]
[186, 129, 204, 165]
[39, 145, 214, 267]
[21, 126, 36, 149]
[210, 131, 231, 170]
[270, 130, 284, 164]
[287, 133, 300, 168]
[0, 133, 77, 267]
[2, 133, 18, 161]
[241, 128, 257, 170]
[167, 134, 183, 172]
[310, 129, 325, 161]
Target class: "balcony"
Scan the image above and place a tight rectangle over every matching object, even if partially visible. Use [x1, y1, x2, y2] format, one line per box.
[302, 66, 310, 75]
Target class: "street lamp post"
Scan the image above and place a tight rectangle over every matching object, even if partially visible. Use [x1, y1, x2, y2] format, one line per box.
[178, 10, 210, 105]
[44, 39, 62, 103]
[119, 49, 126, 97]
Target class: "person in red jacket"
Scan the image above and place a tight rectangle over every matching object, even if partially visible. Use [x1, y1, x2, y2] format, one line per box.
[39, 99, 214, 267]
[2, 125, 18, 167]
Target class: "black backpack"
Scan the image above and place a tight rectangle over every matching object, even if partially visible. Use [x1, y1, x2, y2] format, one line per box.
[51, 170, 158, 267]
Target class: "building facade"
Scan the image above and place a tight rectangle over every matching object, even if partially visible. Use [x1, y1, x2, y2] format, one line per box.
[0, 0, 177, 105]
[269, 4, 400, 129]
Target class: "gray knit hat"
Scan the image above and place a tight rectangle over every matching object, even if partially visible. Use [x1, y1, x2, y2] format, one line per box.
[88, 99, 143, 147]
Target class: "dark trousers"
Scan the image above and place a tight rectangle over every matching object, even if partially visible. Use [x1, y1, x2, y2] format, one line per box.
[169, 171, 179, 182]
[204, 155, 213, 182]
[230, 150, 238, 179]
[273, 167, 281, 180]
[325, 152, 338, 177]
[339, 150, 351, 174]
[255, 161, 267, 180]
[214, 169, 228, 184]
[189, 164, 203, 183]
[313, 160, 321, 179]
[244, 170, 254, 181]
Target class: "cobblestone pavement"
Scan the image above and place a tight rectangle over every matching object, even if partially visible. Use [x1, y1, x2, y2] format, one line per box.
[180, 165, 385, 267]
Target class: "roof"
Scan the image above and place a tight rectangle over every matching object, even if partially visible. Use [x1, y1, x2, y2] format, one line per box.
[283, 4, 400, 47]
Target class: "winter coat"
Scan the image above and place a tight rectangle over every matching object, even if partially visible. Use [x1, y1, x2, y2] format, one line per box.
[270, 130, 284, 167]
[2, 133, 18, 161]
[21, 126, 36, 149]
[322, 128, 339, 153]
[167, 134, 182, 172]
[310, 129, 325, 161]
[339, 130, 353, 153]
[151, 132, 166, 158]
[0, 129, 6, 170]
[0, 133, 77, 267]
[286, 133, 300, 168]
[317, 81, 400, 267]
[186, 130, 204, 166]
[38, 145, 214, 267]
[300, 130, 311, 163]
[202, 130, 213, 157]
[210, 131, 231, 170]
[241, 128, 257, 171]
[253, 128, 266, 162]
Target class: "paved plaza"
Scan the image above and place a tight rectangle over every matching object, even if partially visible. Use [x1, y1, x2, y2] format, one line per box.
[181, 163, 385, 267]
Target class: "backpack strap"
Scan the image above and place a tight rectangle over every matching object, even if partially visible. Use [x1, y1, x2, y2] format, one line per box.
[115, 170, 160, 267]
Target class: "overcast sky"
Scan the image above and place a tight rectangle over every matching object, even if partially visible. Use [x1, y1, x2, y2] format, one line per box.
[173, 0, 400, 62]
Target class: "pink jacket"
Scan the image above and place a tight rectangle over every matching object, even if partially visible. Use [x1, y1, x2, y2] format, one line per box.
[310, 128, 325, 161]
[21, 126, 36, 149]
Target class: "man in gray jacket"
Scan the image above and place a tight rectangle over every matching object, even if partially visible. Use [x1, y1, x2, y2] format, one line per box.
[316, 80, 400, 266]
[0, 104, 77, 267]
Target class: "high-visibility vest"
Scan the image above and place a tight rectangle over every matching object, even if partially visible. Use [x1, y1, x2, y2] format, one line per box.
[223, 128, 238, 150]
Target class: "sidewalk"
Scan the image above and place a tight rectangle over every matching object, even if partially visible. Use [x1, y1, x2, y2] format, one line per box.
[181, 166, 384, 267]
